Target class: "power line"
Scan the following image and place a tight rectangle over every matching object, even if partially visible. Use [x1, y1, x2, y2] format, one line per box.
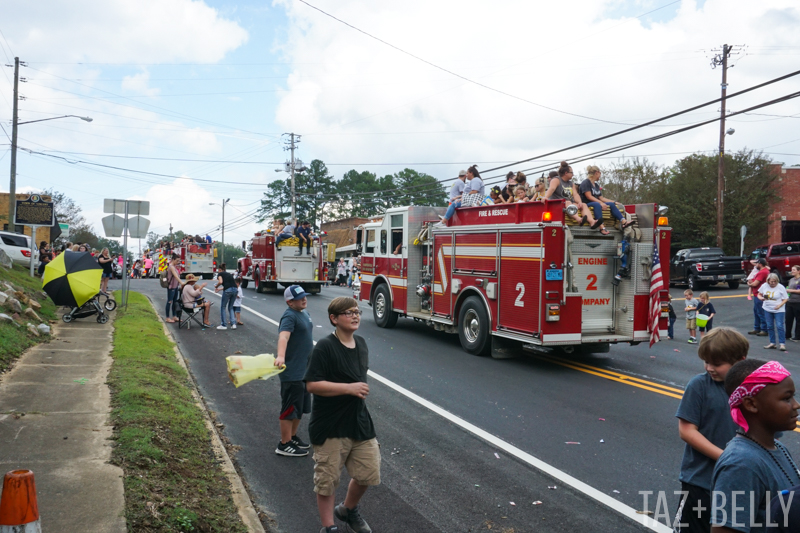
[297, 0, 634, 126]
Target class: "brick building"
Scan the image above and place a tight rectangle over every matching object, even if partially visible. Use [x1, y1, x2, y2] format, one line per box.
[320, 217, 371, 251]
[0, 193, 53, 243]
[767, 164, 800, 244]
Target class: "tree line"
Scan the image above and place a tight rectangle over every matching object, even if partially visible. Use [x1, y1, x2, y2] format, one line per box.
[256, 160, 448, 226]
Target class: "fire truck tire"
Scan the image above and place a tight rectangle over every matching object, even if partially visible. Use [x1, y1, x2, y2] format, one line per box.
[458, 296, 491, 356]
[255, 269, 264, 293]
[241, 279, 249, 289]
[687, 275, 697, 291]
[372, 284, 398, 328]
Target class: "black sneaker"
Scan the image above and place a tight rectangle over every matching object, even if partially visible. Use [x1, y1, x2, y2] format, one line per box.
[334, 503, 371, 533]
[291, 434, 311, 449]
[320, 527, 340, 533]
[275, 441, 308, 457]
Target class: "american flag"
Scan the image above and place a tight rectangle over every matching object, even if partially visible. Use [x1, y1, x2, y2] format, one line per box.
[648, 231, 664, 347]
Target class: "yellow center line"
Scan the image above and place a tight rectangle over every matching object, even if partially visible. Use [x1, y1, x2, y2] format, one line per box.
[531, 354, 800, 433]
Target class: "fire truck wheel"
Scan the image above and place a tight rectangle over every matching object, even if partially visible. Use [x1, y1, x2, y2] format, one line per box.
[687, 275, 697, 291]
[255, 269, 264, 293]
[241, 279, 249, 289]
[372, 284, 398, 328]
[458, 296, 491, 356]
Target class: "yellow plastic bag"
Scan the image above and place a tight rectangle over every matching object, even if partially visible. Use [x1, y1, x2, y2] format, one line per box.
[226, 353, 286, 388]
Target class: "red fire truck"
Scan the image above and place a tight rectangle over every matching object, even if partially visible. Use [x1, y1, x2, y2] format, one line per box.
[176, 242, 216, 279]
[237, 231, 325, 294]
[356, 201, 671, 357]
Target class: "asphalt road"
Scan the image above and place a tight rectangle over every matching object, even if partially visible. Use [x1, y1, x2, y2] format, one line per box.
[113, 278, 800, 533]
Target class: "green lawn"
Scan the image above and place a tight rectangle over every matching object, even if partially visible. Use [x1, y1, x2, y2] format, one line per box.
[108, 291, 247, 533]
[0, 264, 57, 371]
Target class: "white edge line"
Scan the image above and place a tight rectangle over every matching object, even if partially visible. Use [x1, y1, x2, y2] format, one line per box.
[202, 287, 670, 533]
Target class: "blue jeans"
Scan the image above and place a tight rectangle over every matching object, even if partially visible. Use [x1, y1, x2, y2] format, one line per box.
[166, 288, 180, 318]
[753, 298, 768, 332]
[444, 201, 461, 220]
[220, 287, 237, 326]
[668, 317, 676, 338]
[586, 201, 624, 222]
[764, 311, 786, 345]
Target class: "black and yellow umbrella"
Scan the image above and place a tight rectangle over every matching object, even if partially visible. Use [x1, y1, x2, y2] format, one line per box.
[42, 252, 102, 308]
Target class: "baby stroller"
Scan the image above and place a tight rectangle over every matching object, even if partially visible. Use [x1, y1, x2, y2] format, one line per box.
[62, 293, 111, 324]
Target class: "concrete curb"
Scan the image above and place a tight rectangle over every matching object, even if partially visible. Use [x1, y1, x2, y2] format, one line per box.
[142, 295, 266, 533]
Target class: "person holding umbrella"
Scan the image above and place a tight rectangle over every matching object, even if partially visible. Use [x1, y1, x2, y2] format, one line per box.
[42, 251, 103, 309]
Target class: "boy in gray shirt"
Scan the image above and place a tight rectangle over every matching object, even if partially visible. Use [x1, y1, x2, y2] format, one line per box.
[685, 289, 699, 344]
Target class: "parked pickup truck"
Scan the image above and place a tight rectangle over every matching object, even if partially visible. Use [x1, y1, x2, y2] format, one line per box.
[669, 247, 746, 290]
[742, 242, 800, 283]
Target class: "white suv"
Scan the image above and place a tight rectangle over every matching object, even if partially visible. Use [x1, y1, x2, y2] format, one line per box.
[0, 230, 38, 267]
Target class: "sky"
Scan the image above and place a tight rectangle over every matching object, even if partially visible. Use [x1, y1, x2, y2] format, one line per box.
[1, 0, 799, 250]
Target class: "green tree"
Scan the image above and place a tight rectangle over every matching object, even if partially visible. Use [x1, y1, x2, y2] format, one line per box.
[257, 159, 337, 228]
[599, 157, 670, 205]
[43, 188, 98, 249]
[661, 150, 777, 254]
[216, 243, 245, 267]
[391, 168, 447, 207]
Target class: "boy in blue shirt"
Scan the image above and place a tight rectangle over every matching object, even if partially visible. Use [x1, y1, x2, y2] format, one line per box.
[675, 327, 748, 532]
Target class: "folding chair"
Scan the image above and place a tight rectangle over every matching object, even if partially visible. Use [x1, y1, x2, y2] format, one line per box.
[177, 289, 213, 330]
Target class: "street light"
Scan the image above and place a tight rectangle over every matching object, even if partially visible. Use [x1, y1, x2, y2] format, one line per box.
[209, 199, 230, 264]
[8, 111, 93, 233]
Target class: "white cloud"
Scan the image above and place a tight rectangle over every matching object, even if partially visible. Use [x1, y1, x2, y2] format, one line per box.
[121, 71, 160, 97]
[273, 0, 800, 182]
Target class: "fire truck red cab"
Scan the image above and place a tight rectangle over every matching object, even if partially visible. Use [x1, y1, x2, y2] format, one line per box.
[238, 232, 325, 294]
[358, 201, 671, 357]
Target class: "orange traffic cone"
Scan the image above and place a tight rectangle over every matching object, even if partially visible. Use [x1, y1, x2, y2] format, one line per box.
[0, 470, 41, 533]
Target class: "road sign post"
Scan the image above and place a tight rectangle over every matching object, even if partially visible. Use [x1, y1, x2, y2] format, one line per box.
[103, 199, 150, 307]
[14, 195, 55, 277]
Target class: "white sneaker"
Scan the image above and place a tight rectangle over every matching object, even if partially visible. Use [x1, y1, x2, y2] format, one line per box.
[232, 324, 237, 330]
[438, 215, 446, 221]
[217, 325, 227, 330]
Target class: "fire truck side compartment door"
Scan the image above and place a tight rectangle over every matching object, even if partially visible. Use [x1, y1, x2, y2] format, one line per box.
[497, 231, 542, 335]
[432, 233, 453, 317]
[571, 237, 617, 333]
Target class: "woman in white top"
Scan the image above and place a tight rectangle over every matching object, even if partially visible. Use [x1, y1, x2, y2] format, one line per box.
[758, 272, 789, 351]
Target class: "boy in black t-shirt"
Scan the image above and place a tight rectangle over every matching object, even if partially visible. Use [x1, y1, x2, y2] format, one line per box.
[304, 297, 379, 533]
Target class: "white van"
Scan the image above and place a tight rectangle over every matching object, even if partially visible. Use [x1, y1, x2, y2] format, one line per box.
[0, 231, 38, 267]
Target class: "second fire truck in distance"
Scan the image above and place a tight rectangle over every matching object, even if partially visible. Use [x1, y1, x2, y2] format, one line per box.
[356, 200, 671, 357]
[237, 231, 325, 294]
[175, 241, 216, 279]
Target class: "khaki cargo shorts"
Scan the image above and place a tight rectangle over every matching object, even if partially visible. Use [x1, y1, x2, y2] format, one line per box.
[312, 438, 381, 496]
[686, 318, 696, 329]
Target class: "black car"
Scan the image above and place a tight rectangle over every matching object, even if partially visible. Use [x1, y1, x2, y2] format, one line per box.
[669, 247, 746, 290]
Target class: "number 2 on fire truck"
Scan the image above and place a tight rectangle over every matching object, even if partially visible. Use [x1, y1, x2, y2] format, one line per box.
[515, 282, 525, 307]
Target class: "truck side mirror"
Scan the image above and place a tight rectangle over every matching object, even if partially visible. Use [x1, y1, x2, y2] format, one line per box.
[356, 228, 363, 254]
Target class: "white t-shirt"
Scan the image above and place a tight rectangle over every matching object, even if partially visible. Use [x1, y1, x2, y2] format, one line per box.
[759, 283, 789, 313]
[234, 287, 243, 307]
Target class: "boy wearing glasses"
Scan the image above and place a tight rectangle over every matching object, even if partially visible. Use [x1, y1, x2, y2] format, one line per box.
[305, 297, 379, 533]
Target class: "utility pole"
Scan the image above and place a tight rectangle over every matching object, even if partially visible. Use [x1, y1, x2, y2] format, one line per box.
[290, 132, 296, 223]
[711, 44, 739, 251]
[7, 57, 19, 231]
[221, 198, 229, 264]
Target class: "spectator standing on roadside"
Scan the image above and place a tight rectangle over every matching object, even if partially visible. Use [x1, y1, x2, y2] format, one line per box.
[305, 297, 379, 533]
[674, 328, 748, 533]
[165, 254, 181, 323]
[144, 255, 154, 278]
[37, 241, 52, 277]
[274, 285, 314, 457]
[697, 291, 716, 339]
[234, 277, 244, 326]
[711, 359, 800, 532]
[337, 259, 347, 286]
[667, 294, 677, 340]
[98, 248, 113, 294]
[439, 170, 468, 222]
[214, 263, 238, 330]
[685, 289, 699, 344]
[758, 273, 789, 351]
[785, 265, 800, 343]
[749, 259, 771, 337]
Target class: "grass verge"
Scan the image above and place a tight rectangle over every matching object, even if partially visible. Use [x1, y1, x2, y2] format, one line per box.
[0, 264, 57, 372]
[109, 290, 247, 533]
